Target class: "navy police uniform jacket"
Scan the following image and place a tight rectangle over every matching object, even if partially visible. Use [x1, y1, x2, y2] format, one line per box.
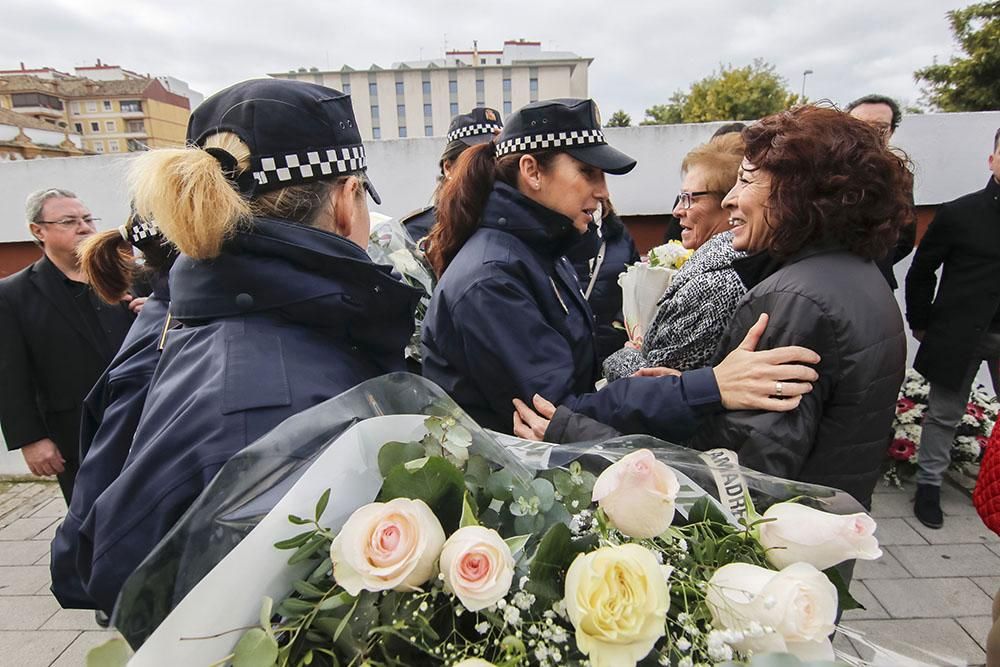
[401, 205, 436, 245]
[64, 218, 420, 613]
[50, 278, 171, 608]
[421, 182, 720, 438]
[565, 212, 640, 363]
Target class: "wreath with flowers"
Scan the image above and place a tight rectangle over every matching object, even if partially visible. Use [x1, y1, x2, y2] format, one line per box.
[885, 368, 998, 487]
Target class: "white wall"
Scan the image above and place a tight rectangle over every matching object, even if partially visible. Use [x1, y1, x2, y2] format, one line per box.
[0, 111, 997, 243]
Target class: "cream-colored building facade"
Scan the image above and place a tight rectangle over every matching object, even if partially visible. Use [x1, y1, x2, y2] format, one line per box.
[0, 62, 193, 154]
[271, 40, 591, 141]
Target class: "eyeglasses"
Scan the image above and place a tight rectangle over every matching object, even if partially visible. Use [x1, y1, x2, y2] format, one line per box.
[35, 216, 100, 228]
[676, 191, 717, 210]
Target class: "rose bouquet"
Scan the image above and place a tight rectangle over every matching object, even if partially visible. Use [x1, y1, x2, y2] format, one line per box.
[367, 217, 435, 365]
[885, 368, 998, 487]
[96, 375, 890, 667]
[618, 241, 693, 346]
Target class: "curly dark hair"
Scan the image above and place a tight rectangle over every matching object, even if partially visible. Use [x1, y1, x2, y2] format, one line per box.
[742, 105, 913, 261]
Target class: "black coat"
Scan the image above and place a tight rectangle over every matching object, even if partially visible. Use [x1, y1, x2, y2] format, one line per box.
[691, 247, 906, 508]
[906, 177, 1000, 390]
[565, 213, 640, 363]
[0, 256, 133, 494]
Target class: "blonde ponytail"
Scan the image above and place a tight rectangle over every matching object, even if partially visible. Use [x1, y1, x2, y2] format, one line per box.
[129, 132, 252, 260]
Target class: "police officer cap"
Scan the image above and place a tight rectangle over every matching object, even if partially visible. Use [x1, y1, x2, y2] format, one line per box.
[496, 98, 636, 175]
[446, 107, 503, 147]
[186, 78, 381, 204]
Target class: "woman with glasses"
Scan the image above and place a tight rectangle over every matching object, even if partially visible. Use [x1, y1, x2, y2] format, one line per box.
[55, 79, 422, 615]
[604, 133, 747, 380]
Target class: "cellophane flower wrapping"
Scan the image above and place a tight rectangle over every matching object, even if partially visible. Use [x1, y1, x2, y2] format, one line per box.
[367, 217, 435, 364]
[114, 374, 894, 667]
[884, 368, 998, 487]
[618, 242, 692, 346]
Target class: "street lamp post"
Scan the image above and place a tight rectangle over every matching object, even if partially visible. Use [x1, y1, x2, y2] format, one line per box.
[801, 69, 814, 100]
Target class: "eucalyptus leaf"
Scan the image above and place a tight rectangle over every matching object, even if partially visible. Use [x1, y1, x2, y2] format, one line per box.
[85, 638, 133, 667]
[377, 456, 465, 532]
[274, 530, 315, 550]
[258, 596, 274, 637]
[824, 565, 863, 612]
[232, 628, 279, 667]
[377, 441, 426, 477]
[486, 469, 515, 502]
[464, 454, 492, 486]
[314, 488, 331, 522]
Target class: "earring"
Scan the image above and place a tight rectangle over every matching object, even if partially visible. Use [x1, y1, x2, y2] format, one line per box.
[533, 181, 541, 190]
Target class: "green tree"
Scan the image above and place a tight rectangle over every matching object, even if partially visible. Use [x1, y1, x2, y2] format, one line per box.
[641, 59, 802, 125]
[914, 1, 1000, 111]
[606, 110, 632, 127]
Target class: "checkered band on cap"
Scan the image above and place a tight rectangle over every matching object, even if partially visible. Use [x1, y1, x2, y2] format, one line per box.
[446, 122, 503, 143]
[252, 144, 367, 188]
[494, 129, 606, 158]
[120, 219, 162, 246]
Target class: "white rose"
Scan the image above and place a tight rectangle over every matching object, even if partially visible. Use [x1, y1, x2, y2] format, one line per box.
[330, 497, 445, 595]
[758, 502, 882, 571]
[440, 526, 515, 612]
[452, 659, 496, 667]
[706, 562, 838, 661]
[592, 449, 679, 539]
[564, 543, 670, 667]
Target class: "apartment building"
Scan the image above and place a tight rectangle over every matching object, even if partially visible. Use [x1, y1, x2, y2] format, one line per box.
[0, 62, 195, 154]
[272, 39, 591, 140]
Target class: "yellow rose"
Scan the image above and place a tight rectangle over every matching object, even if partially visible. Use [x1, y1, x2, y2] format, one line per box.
[564, 544, 670, 667]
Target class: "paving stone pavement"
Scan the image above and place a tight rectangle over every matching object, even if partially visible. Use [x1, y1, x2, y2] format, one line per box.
[0, 477, 993, 665]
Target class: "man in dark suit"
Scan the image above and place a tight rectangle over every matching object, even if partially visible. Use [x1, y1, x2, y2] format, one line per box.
[905, 128, 1000, 528]
[0, 189, 134, 502]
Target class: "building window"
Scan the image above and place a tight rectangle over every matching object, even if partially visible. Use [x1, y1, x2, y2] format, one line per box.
[423, 103, 432, 117]
[73, 122, 83, 133]
[448, 79, 457, 94]
[120, 100, 142, 113]
[105, 120, 116, 132]
[93, 141, 104, 153]
[450, 102, 459, 115]
[86, 100, 98, 112]
[126, 120, 145, 133]
[369, 82, 378, 97]
[397, 104, 405, 118]
[103, 100, 112, 111]
[476, 79, 484, 94]
[109, 140, 120, 152]
[395, 81, 404, 96]
[425, 125, 433, 137]
[127, 139, 146, 151]
[422, 81, 431, 95]
[371, 105, 379, 120]
[90, 121, 100, 132]
[342, 82, 351, 95]
[503, 78, 511, 92]
[373, 127, 381, 139]
[11, 92, 63, 110]
[70, 101, 80, 115]
[495, 58, 501, 64]
[504, 101, 512, 115]
[529, 78, 538, 92]
[480, 58, 486, 65]
[398, 126, 407, 138]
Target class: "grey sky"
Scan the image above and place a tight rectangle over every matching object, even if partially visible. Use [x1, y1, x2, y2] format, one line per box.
[2, 0, 970, 120]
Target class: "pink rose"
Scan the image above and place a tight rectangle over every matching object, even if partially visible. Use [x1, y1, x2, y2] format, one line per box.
[896, 397, 916, 413]
[330, 498, 445, 595]
[440, 526, 515, 611]
[758, 502, 882, 571]
[592, 449, 679, 539]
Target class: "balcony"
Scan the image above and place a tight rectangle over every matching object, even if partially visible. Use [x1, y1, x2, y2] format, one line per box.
[12, 105, 64, 119]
